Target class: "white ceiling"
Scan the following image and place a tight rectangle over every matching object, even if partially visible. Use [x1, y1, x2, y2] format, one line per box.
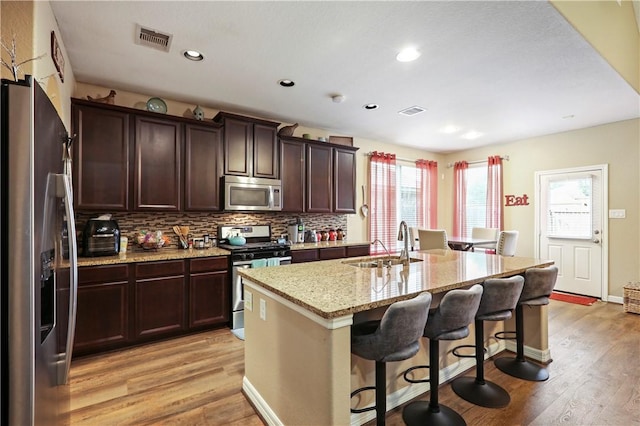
[50, 1, 639, 153]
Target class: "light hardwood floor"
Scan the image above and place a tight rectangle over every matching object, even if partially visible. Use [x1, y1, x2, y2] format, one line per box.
[67, 300, 640, 425]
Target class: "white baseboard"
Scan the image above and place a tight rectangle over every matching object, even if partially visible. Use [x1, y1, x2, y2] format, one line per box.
[608, 295, 623, 304]
[243, 377, 283, 426]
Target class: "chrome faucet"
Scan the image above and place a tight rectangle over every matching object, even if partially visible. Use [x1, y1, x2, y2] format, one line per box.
[397, 221, 410, 265]
[371, 239, 392, 263]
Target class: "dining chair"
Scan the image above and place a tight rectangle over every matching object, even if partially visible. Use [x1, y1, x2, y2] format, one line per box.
[471, 227, 499, 252]
[417, 229, 448, 250]
[409, 227, 419, 251]
[496, 231, 519, 256]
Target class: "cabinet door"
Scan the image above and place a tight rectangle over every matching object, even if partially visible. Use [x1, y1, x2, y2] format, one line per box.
[319, 247, 346, 260]
[134, 116, 182, 210]
[306, 144, 333, 213]
[72, 103, 130, 210]
[74, 282, 129, 355]
[74, 264, 130, 356]
[334, 148, 357, 213]
[184, 124, 221, 211]
[291, 249, 319, 263]
[135, 276, 186, 338]
[280, 139, 305, 212]
[223, 118, 252, 176]
[346, 245, 370, 258]
[253, 124, 278, 178]
[189, 271, 229, 328]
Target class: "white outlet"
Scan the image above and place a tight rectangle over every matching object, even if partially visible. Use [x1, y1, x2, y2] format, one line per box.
[609, 209, 626, 219]
[245, 290, 253, 311]
[259, 299, 267, 321]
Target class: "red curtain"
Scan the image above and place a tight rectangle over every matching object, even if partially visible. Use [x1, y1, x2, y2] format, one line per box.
[453, 161, 468, 236]
[416, 159, 438, 229]
[369, 151, 397, 254]
[486, 155, 504, 230]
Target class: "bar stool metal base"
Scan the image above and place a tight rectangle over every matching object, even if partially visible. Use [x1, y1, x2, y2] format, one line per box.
[451, 376, 510, 408]
[402, 401, 467, 426]
[494, 357, 549, 382]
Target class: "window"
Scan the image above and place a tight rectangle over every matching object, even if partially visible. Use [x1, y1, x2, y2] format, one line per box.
[369, 154, 437, 254]
[397, 164, 419, 233]
[454, 156, 503, 237]
[465, 165, 488, 237]
[546, 175, 593, 239]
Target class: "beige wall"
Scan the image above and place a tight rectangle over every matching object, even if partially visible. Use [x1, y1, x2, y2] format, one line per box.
[440, 118, 640, 299]
[551, 0, 640, 93]
[1, 0, 75, 127]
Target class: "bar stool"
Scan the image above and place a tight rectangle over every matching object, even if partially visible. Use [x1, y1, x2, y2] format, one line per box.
[494, 265, 558, 381]
[351, 292, 432, 426]
[450, 275, 525, 408]
[402, 284, 483, 426]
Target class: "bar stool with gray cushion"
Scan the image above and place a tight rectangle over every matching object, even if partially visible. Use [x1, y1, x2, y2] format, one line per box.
[351, 292, 432, 426]
[402, 284, 483, 426]
[450, 276, 525, 408]
[494, 265, 558, 381]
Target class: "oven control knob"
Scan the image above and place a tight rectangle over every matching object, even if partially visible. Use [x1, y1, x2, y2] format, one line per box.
[240, 253, 247, 261]
[247, 253, 254, 260]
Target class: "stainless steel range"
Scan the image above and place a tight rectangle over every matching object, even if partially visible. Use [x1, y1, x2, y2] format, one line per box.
[218, 225, 291, 340]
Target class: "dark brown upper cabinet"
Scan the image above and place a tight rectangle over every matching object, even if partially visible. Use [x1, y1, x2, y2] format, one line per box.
[134, 116, 182, 211]
[213, 112, 279, 179]
[71, 99, 223, 212]
[279, 138, 306, 212]
[72, 102, 130, 211]
[184, 124, 222, 211]
[333, 147, 357, 214]
[279, 135, 358, 214]
[306, 144, 333, 213]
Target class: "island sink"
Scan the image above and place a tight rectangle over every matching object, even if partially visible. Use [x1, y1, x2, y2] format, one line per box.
[342, 256, 423, 268]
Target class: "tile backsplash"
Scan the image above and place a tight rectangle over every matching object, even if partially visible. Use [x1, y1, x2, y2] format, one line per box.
[76, 211, 348, 249]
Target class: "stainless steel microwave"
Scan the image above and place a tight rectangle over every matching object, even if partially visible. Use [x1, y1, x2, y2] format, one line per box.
[223, 176, 282, 211]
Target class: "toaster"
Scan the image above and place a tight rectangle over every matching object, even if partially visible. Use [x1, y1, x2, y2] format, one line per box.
[82, 219, 120, 257]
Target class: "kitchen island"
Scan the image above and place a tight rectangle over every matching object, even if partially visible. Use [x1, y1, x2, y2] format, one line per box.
[239, 250, 553, 425]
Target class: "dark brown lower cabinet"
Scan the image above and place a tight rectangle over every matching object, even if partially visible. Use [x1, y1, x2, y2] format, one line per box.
[189, 257, 229, 328]
[291, 245, 370, 264]
[74, 264, 129, 356]
[135, 260, 186, 339]
[73, 256, 229, 358]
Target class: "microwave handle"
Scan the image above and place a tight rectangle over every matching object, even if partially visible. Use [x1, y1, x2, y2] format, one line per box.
[269, 187, 275, 209]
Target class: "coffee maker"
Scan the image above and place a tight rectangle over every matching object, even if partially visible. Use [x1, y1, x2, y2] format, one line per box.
[288, 218, 305, 243]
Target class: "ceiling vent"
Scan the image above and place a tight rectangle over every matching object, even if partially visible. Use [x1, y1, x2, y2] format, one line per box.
[398, 105, 427, 116]
[135, 24, 173, 52]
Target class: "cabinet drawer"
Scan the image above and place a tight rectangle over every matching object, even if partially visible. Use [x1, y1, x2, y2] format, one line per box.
[346, 245, 370, 258]
[190, 256, 228, 273]
[135, 260, 184, 279]
[291, 249, 319, 263]
[78, 264, 129, 286]
[319, 247, 346, 260]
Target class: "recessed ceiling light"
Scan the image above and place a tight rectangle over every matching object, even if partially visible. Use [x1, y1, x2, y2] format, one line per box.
[396, 47, 421, 62]
[183, 50, 204, 61]
[461, 131, 484, 140]
[278, 79, 295, 87]
[331, 94, 346, 103]
[363, 104, 379, 110]
[439, 125, 461, 134]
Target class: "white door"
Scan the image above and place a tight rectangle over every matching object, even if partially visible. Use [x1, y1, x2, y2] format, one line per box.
[535, 165, 608, 299]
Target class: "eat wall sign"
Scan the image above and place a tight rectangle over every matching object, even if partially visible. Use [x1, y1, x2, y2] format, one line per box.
[505, 194, 529, 206]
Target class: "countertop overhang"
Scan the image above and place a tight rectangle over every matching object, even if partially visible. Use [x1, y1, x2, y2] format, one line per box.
[75, 247, 231, 267]
[239, 250, 553, 319]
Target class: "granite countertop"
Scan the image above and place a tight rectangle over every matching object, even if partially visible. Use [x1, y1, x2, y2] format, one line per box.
[76, 247, 231, 267]
[289, 240, 370, 250]
[239, 250, 553, 319]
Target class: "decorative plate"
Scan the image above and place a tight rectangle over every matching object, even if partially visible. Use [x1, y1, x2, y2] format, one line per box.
[146, 97, 167, 114]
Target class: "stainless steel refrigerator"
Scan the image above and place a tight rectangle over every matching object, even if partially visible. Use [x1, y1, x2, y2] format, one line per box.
[1, 76, 78, 424]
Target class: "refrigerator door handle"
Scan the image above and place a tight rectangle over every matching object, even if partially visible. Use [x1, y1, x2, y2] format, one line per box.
[60, 174, 78, 384]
